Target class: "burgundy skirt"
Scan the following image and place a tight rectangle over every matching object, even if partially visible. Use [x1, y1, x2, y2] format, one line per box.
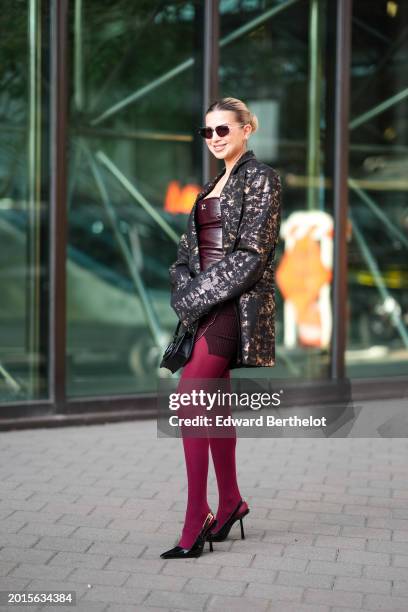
[195, 298, 239, 361]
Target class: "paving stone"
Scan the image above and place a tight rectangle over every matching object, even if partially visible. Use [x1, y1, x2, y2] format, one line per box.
[289, 521, 340, 536]
[304, 587, 363, 608]
[0, 533, 40, 548]
[265, 509, 318, 522]
[315, 513, 366, 526]
[252, 554, 307, 572]
[245, 582, 303, 601]
[282, 545, 338, 562]
[86, 542, 148, 559]
[25, 578, 89, 600]
[368, 497, 407, 509]
[207, 594, 270, 612]
[41, 502, 96, 516]
[33, 536, 93, 553]
[18, 522, 77, 538]
[363, 593, 408, 610]
[183, 576, 245, 596]
[306, 560, 363, 577]
[323, 493, 370, 505]
[363, 564, 408, 581]
[105, 606, 169, 612]
[314, 535, 366, 550]
[392, 581, 408, 597]
[80, 584, 148, 605]
[341, 526, 392, 540]
[44, 604, 106, 612]
[106, 556, 164, 574]
[268, 604, 329, 612]
[161, 560, 220, 579]
[68, 567, 131, 586]
[217, 565, 277, 583]
[334, 575, 391, 594]
[143, 590, 209, 610]
[337, 549, 390, 567]
[125, 572, 187, 591]
[0, 547, 54, 564]
[71, 526, 129, 542]
[295, 501, 344, 513]
[55, 513, 111, 528]
[0, 560, 17, 576]
[196, 551, 254, 567]
[108, 518, 162, 532]
[342, 504, 392, 517]
[9, 563, 73, 581]
[232, 541, 284, 555]
[367, 540, 408, 555]
[47, 551, 110, 569]
[368, 517, 408, 531]
[0, 576, 32, 591]
[392, 555, 408, 567]
[275, 570, 333, 589]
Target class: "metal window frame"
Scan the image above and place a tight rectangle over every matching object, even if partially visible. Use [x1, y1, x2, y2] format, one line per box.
[203, 0, 219, 183]
[50, 0, 68, 408]
[330, 0, 352, 379]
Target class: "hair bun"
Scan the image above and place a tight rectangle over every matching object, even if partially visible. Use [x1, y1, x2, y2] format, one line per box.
[250, 113, 259, 133]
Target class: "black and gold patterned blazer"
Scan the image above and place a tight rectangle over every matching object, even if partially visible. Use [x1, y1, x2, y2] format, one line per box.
[169, 149, 282, 369]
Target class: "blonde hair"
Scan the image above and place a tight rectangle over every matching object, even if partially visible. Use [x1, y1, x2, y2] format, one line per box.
[206, 97, 258, 133]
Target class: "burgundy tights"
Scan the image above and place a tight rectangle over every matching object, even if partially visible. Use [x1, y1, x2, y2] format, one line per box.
[176, 334, 244, 549]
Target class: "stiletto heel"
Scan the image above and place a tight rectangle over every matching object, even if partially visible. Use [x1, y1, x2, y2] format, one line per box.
[239, 517, 245, 539]
[209, 539, 213, 552]
[207, 500, 250, 543]
[160, 513, 217, 559]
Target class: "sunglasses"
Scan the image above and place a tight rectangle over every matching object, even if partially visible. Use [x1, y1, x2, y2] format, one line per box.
[197, 123, 245, 139]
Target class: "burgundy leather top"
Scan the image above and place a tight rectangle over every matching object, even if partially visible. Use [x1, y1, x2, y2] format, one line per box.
[195, 196, 223, 272]
[194, 195, 238, 354]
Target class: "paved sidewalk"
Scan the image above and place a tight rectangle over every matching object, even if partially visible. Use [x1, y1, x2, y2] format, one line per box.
[0, 400, 408, 612]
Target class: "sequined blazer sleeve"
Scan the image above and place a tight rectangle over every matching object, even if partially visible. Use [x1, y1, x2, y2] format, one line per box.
[168, 231, 193, 295]
[171, 169, 281, 330]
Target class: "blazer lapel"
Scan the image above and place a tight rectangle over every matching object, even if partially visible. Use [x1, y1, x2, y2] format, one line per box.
[220, 172, 244, 254]
[188, 169, 225, 275]
[188, 150, 256, 274]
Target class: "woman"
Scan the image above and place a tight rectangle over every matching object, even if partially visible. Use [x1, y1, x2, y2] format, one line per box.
[160, 97, 282, 559]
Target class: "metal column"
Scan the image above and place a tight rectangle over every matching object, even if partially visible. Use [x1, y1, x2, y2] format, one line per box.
[203, 0, 219, 183]
[330, 0, 353, 379]
[49, 0, 69, 408]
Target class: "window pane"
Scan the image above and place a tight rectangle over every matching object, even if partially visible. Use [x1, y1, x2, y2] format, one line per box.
[220, 0, 333, 379]
[347, 0, 408, 377]
[0, 0, 50, 403]
[67, 1, 204, 396]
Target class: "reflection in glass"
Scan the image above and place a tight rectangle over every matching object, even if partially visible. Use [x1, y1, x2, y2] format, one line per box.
[347, 0, 408, 377]
[0, 1, 50, 402]
[220, 0, 332, 379]
[66, 1, 204, 395]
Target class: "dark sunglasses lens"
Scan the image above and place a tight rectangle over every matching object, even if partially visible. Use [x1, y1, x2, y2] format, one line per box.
[199, 127, 213, 139]
[215, 125, 230, 137]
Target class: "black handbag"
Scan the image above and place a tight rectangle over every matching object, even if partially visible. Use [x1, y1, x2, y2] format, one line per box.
[159, 320, 198, 373]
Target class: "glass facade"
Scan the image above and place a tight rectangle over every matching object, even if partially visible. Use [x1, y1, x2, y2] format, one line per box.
[66, 1, 204, 396]
[0, 1, 50, 403]
[0, 0, 406, 412]
[347, 0, 408, 377]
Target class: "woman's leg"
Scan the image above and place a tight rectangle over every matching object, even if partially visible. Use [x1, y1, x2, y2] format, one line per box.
[177, 334, 230, 548]
[208, 368, 247, 532]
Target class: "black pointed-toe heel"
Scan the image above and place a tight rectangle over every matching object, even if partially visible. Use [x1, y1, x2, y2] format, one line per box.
[207, 500, 250, 543]
[160, 512, 217, 559]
